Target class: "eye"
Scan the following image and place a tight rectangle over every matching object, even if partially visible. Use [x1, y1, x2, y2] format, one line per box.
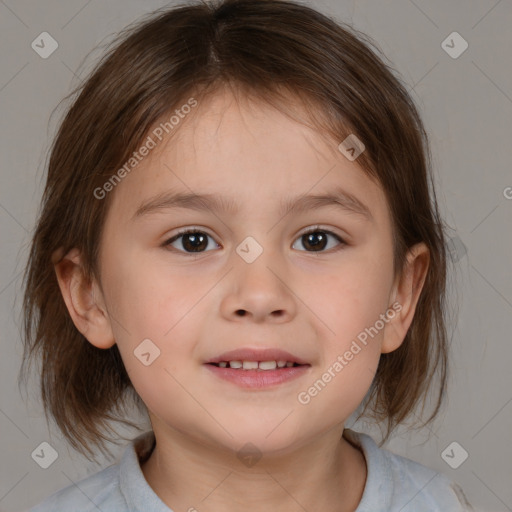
[292, 226, 346, 253]
[163, 226, 346, 255]
[164, 228, 219, 254]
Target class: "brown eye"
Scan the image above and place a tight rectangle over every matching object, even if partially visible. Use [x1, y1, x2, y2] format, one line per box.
[163, 226, 345, 255]
[165, 229, 219, 253]
[292, 228, 345, 253]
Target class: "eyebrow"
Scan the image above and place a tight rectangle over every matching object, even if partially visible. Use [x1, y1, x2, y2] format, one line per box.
[133, 185, 373, 222]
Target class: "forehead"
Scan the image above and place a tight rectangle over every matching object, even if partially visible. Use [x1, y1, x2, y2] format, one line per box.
[107, 88, 390, 229]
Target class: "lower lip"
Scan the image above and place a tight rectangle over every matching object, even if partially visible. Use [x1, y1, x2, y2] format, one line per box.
[204, 364, 311, 389]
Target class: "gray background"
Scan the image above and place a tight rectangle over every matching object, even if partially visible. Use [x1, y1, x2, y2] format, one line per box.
[1, 1, 511, 511]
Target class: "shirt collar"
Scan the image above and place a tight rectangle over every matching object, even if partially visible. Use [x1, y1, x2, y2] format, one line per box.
[343, 428, 394, 511]
[119, 429, 391, 512]
[119, 430, 172, 511]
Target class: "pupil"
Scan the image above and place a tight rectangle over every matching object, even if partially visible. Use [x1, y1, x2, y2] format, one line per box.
[304, 232, 326, 251]
[184, 233, 207, 252]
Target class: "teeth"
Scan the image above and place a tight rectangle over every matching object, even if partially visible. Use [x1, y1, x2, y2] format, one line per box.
[259, 361, 277, 370]
[215, 360, 299, 370]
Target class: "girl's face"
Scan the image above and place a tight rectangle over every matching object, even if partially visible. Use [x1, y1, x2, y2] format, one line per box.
[91, 88, 419, 455]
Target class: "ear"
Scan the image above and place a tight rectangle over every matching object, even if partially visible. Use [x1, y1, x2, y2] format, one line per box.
[53, 248, 116, 349]
[381, 242, 430, 354]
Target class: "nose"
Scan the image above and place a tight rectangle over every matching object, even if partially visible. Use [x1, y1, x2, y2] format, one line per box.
[220, 252, 298, 324]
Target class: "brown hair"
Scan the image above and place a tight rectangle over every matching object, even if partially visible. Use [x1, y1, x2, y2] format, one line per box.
[19, 0, 453, 460]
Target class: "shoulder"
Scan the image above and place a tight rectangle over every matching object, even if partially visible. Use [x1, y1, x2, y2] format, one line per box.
[344, 429, 475, 512]
[383, 446, 474, 511]
[27, 431, 158, 512]
[27, 463, 126, 512]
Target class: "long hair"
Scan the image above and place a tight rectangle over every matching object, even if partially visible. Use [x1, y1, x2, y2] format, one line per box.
[20, 0, 450, 460]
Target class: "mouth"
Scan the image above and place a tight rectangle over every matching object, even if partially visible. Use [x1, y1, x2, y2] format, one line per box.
[204, 362, 310, 389]
[204, 347, 311, 368]
[206, 361, 306, 370]
[203, 347, 311, 388]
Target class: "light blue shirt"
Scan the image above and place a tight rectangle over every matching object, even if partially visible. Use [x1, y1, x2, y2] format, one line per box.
[26, 429, 474, 511]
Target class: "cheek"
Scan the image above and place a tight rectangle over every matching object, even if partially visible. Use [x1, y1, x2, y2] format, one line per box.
[101, 250, 207, 370]
[101, 249, 184, 333]
[299, 251, 391, 401]
[306, 253, 392, 337]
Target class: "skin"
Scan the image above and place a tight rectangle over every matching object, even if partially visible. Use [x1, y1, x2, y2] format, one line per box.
[55, 87, 429, 512]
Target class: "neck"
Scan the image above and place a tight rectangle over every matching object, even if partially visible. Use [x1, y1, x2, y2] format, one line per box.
[141, 424, 367, 512]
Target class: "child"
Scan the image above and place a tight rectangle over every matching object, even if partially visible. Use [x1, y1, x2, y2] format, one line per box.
[21, 0, 475, 510]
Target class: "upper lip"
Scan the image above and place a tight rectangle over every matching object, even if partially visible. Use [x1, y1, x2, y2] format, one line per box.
[205, 348, 310, 365]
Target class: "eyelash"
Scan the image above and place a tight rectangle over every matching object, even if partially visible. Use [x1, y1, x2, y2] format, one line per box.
[162, 225, 347, 255]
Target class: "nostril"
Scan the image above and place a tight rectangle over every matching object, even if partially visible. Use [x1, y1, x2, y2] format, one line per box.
[236, 310, 247, 316]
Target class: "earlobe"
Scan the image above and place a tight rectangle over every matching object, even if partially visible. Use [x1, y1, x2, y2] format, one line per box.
[381, 242, 430, 354]
[53, 248, 116, 349]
